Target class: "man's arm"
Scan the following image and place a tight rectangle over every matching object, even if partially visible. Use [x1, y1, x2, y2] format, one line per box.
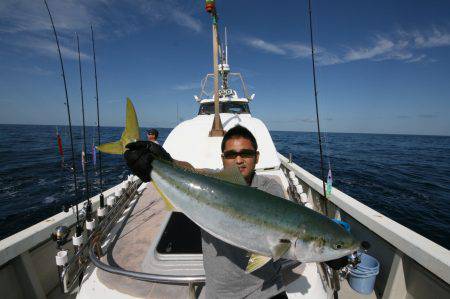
[124, 141, 204, 182]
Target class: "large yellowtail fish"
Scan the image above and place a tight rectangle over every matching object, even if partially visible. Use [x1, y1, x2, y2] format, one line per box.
[98, 99, 359, 272]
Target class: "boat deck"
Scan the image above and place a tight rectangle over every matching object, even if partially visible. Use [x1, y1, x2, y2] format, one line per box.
[78, 182, 374, 299]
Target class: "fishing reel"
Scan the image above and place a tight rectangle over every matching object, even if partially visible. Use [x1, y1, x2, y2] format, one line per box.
[325, 241, 370, 270]
[325, 241, 370, 276]
[321, 241, 370, 296]
[51, 225, 70, 249]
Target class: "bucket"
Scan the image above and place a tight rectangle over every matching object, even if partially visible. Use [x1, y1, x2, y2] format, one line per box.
[348, 253, 379, 295]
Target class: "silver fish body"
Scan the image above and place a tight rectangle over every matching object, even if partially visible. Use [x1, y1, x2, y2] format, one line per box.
[152, 159, 359, 262]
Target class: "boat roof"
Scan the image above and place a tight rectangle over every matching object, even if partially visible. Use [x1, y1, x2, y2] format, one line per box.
[163, 114, 280, 170]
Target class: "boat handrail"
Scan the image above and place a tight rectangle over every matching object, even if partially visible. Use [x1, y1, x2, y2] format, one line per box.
[0, 181, 129, 266]
[88, 246, 206, 284]
[278, 153, 450, 285]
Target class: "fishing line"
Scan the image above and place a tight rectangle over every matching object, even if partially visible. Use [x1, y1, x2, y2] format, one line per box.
[90, 25, 105, 208]
[43, 0, 82, 236]
[76, 33, 93, 222]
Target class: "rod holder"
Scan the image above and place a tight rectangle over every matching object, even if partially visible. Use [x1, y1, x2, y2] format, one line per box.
[86, 219, 96, 231]
[55, 250, 68, 266]
[97, 206, 106, 218]
[107, 195, 116, 207]
[115, 188, 123, 198]
[72, 234, 84, 247]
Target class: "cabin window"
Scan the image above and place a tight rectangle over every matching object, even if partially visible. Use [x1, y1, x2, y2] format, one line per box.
[198, 101, 251, 115]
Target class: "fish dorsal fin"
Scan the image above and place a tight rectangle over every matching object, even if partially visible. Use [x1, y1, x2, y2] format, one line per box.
[272, 240, 291, 260]
[209, 166, 247, 186]
[245, 253, 272, 273]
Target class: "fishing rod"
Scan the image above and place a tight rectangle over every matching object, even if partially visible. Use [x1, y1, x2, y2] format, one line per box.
[308, 2, 342, 297]
[90, 25, 105, 211]
[76, 34, 93, 224]
[307, 0, 327, 203]
[43, 0, 82, 237]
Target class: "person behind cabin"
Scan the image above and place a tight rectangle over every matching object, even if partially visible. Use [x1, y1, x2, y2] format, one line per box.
[146, 128, 159, 144]
[124, 125, 287, 299]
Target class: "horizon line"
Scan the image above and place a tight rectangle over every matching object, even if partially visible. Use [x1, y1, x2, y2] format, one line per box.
[0, 122, 448, 137]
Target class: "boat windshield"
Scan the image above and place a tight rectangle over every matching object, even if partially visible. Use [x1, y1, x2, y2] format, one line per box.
[198, 101, 250, 115]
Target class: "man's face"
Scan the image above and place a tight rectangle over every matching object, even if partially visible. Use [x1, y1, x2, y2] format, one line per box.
[222, 137, 259, 184]
[147, 134, 156, 142]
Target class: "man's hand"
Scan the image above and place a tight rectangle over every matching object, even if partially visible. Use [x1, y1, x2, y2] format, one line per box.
[124, 141, 173, 182]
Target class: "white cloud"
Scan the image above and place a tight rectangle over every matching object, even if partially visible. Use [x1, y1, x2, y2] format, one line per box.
[407, 28, 450, 48]
[13, 65, 54, 76]
[244, 38, 286, 55]
[282, 43, 310, 58]
[129, 0, 202, 33]
[344, 36, 395, 61]
[0, 0, 202, 60]
[242, 27, 450, 66]
[173, 82, 200, 91]
[170, 10, 202, 33]
[0, 0, 95, 34]
[13, 36, 90, 60]
[406, 54, 427, 63]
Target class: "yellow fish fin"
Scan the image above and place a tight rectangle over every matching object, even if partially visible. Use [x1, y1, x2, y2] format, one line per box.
[245, 253, 272, 273]
[152, 181, 177, 211]
[123, 98, 140, 144]
[97, 98, 141, 155]
[272, 241, 291, 260]
[96, 141, 124, 155]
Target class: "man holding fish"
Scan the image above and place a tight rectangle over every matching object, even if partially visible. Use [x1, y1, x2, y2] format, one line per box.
[125, 125, 289, 298]
[98, 99, 359, 298]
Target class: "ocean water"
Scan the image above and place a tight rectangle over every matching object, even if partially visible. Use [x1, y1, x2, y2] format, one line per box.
[0, 124, 449, 249]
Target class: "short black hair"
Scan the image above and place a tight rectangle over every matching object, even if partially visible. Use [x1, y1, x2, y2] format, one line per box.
[146, 128, 158, 138]
[221, 125, 258, 152]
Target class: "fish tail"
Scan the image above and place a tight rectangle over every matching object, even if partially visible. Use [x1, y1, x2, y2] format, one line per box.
[96, 98, 140, 155]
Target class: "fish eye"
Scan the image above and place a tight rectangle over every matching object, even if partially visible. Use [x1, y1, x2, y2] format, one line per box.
[333, 242, 343, 250]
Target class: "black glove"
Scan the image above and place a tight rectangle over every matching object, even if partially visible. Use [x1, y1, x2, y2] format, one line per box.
[124, 141, 173, 182]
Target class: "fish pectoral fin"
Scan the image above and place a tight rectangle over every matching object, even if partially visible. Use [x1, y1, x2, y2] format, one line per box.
[96, 141, 124, 155]
[245, 253, 272, 273]
[272, 240, 291, 260]
[152, 181, 177, 211]
[209, 165, 247, 186]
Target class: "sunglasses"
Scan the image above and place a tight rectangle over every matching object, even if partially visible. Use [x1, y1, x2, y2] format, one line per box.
[222, 149, 257, 159]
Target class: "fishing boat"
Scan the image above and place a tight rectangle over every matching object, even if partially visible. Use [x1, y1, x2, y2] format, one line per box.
[0, 1, 449, 298]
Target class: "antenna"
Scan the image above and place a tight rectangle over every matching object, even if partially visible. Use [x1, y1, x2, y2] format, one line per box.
[43, 0, 82, 237]
[225, 27, 228, 65]
[76, 34, 93, 222]
[90, 25, 105, 209]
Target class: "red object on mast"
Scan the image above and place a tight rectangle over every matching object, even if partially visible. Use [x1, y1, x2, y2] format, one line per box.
[205, 0, 215, 13]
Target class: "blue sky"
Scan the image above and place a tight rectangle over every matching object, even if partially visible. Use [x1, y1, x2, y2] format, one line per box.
[0, 0, 449, 135]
